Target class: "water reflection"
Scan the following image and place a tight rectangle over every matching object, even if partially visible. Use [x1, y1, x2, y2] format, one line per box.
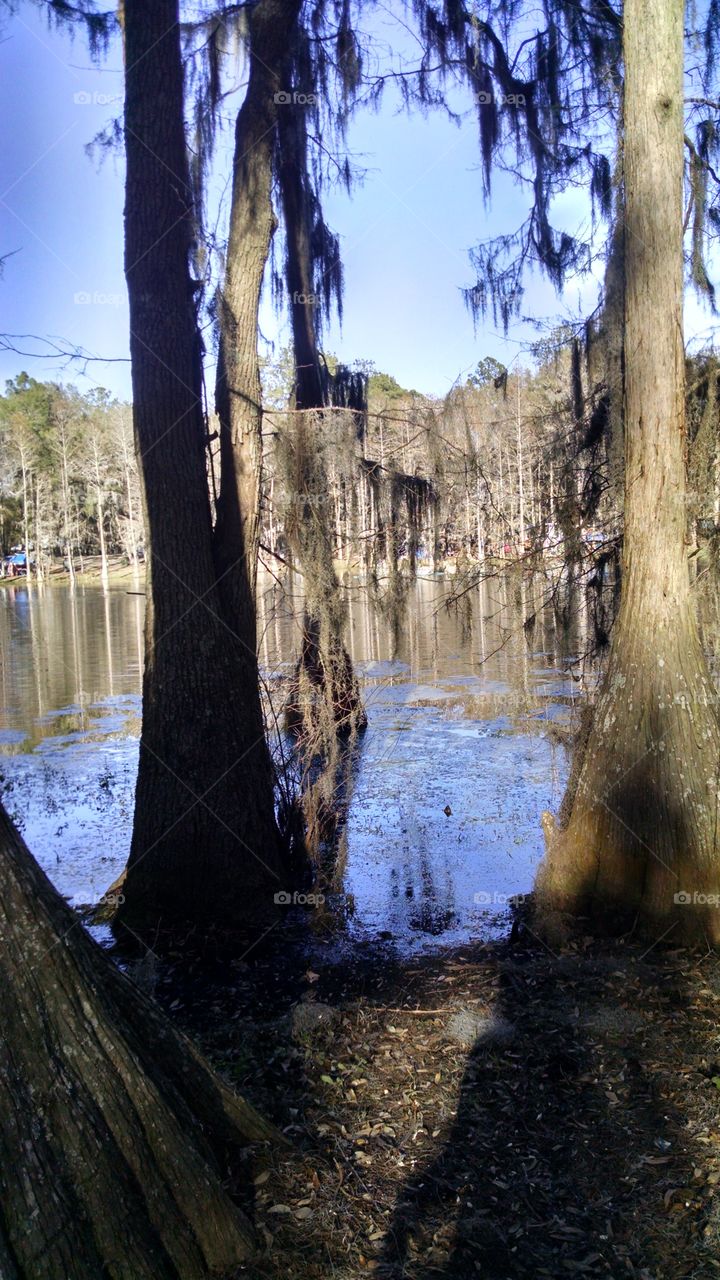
[1, 571, 581, 949]
[257, 569, 579, 948]
[0, 584, 143, 906]
[0, 584, 144, 747]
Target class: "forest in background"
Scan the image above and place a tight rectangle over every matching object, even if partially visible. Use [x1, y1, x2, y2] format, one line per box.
[4, 340, 720, 589]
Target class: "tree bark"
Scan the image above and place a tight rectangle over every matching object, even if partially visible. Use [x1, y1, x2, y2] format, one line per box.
[536, 0, 720, 942]
[276, 98, 365, 742]
[118, 0, 290, 939]
[0, 800, 281, 1279]
[214, 0, 303, 640]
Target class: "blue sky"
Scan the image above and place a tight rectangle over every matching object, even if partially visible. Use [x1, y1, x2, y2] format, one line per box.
[1, 3, 717, 403]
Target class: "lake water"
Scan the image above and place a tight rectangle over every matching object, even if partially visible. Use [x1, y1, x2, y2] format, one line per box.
[0, 571, 583, 951]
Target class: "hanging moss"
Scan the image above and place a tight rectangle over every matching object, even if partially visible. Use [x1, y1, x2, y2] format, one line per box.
[583, 391, 609, 451]
[687, 353, 719, 533]
[389, 471, 438, 573]
[571, 337, 584, 426]
[277, 406, 367, 760]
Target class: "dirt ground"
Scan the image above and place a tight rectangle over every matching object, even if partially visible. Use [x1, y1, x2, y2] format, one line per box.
[156, 927, 720, 1280]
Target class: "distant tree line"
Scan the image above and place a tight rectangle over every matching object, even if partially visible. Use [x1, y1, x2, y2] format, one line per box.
[0, 374, 142, 584]
[4, 340, 720, 594]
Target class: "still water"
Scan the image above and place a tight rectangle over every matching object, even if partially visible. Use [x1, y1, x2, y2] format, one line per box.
[0, 572, 582, 950]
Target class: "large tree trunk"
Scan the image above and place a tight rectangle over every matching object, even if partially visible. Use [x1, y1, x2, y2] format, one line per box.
[118, 0, 289, 940]
[214, 0, 302, 637]
[0, 801, 280, 1278]
[276, 99, 365, 744]
[536, 0, 720, 943]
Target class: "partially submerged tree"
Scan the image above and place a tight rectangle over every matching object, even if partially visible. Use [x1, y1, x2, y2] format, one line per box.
[182, 0, 380, 771]
[117, 0, 291, 939]
[537, 0, 720, 942]
[0, 799, 279, 1278]
[274, 19, 367, 746]
[409, 0, 720, 939]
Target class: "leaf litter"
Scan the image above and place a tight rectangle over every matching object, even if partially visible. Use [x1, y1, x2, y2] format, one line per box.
[156, 931, 720, 1279]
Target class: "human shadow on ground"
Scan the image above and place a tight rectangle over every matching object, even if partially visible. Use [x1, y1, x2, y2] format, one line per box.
[376, 941, 718, 1280]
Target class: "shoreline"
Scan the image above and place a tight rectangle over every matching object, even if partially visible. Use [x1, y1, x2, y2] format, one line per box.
[0, 562, 146, 591]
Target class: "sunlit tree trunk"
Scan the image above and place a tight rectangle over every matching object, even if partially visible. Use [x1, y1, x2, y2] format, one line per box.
[73, 501, 84, 577]
[19, 445, 31, 583]
[34, 476, 44, 583]
[0, 800, 279, 1278]
[125, 455, 139, 577]
[58, 426, 76, 591]
[516, 375, 525, 548]
[117, 0, 290, 940]
[214, 0, 302, 644]
[537, 0, 720, 942]
[91, 439, 109, 590]
[549, 459, 555, 527]
[498, 443, 505, 546]
[476, 470, 484, 561]
[116, 411, 140, 580]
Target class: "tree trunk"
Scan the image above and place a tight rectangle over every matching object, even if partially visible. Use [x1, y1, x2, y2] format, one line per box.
[516, 375, 525, 548]
[34, 475, 44, 583]
[0, 800, 280, 1279]
[276, 97, 365, 742]
[118, 0, 290, 940]
[214, 0, 302, 641]
[93, 442, 109, 590]
[20, 448, 31, 583]
[60, 437, 76, 591]
[74, 501, 84, 576]
[125, 456, 139, 575]
[536, 0, 720, 943]
[118, 414, 141, 580]
[549, 459, 555, 527]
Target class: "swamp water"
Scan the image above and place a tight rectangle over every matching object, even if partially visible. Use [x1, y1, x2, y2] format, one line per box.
[0, 572, 584, 951]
